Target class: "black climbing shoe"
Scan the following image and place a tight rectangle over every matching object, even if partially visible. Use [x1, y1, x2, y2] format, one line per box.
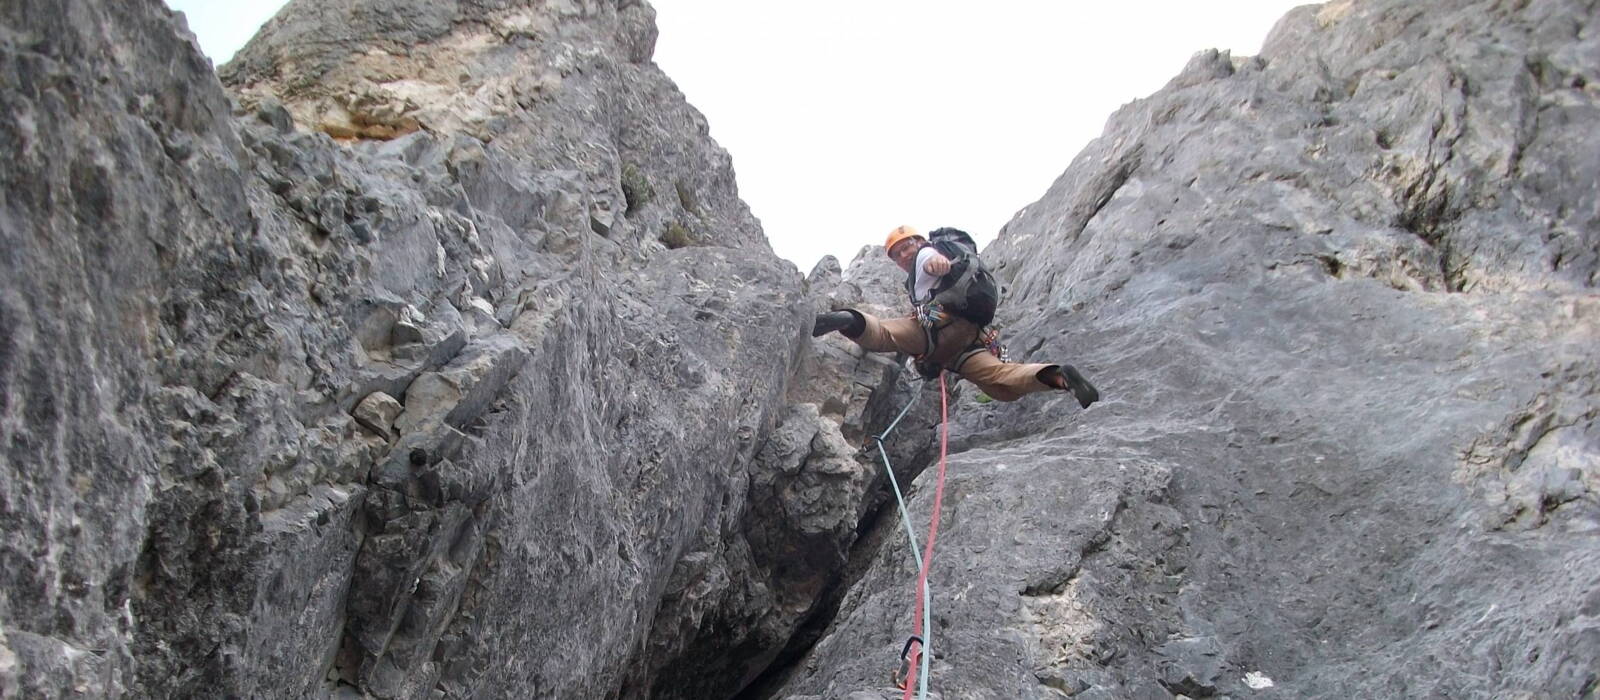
[812, 310, 864, 338]
[1040, 364, 1098, 409]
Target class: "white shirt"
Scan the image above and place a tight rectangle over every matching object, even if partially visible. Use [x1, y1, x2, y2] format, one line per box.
[911, 246, 947, 303]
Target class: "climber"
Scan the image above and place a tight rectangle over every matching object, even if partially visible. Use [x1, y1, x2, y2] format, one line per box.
[812, 226, 1099, 406]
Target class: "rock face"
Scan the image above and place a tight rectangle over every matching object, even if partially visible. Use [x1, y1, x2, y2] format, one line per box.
[4, 0, 1597, 699]
[770, 1, 1600, 698]
[0, 1, 918, 698]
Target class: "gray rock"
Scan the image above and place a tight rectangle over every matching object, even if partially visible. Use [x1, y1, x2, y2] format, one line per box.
[391, 319, 428, 348]
[769, 1, 1600, 699]
[392, 333, 528, 436]
[353, 391, 405, 440]
[0, 0, 827, 698]
[257, 98, 295, 133]
[1157, 636, 1226, 697]
[5, 0, 1598, 699]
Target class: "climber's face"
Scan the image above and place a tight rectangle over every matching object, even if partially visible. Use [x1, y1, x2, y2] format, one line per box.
[889, 239, 920, 272]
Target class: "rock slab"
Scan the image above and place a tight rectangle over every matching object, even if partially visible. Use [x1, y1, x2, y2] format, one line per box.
[771, 1, 1600, 698]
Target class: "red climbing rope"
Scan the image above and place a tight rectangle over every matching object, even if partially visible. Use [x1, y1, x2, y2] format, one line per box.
[902, 372, 951, 700]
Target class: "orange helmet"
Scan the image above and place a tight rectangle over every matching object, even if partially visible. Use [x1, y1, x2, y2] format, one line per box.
[884, 225, 923, 253]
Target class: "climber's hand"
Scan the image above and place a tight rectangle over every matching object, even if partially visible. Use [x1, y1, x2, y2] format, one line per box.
[923, 254, 952, 277]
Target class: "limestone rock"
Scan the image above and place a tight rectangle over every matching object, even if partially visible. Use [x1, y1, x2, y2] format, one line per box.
[352, 391, 405, 439]
[1156, 637, 1225, 697]
[392, 333, 528, 436]
[770, 1, 1599, 699]
[0, 0, 814, 697]
[6, 0, 1598, 699]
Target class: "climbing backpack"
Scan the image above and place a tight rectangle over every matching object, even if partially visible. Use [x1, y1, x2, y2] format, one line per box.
[905, 227, 1000, 327]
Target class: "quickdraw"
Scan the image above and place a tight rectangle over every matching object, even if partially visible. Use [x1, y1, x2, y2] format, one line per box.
[891, 635, 924, 690]
[977, 326, 1010, 362]
[915, 300, 948, 328]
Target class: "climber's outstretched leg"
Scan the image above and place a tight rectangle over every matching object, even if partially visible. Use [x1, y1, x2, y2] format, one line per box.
[812, 310, 865, 338]
[814, 310, 934, 356]
[955, 351, 1098, 407]
[1037, 364, 1099, 409]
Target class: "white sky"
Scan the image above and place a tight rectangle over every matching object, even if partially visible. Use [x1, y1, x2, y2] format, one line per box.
[166, 0, 287, 66]
[168, 0, 1309, 269]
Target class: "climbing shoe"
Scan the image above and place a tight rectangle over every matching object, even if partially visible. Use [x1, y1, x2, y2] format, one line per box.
[1040, 364, 1098, 409]
[812, 310, 864, 338]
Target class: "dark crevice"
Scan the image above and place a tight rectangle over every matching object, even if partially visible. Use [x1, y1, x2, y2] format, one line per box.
[644, 374, 938, 700]
[1072, 146, 1144, 241]
[1397, 76, 1472, 293]
[1396, 171, 1466, 292]
[1084, 174, 1128, 229]
[1021, 562, 1083, 598]
[1439, 245, 1466, 292]
[733, 486, 905, 700]
[735, 431, 938, 700]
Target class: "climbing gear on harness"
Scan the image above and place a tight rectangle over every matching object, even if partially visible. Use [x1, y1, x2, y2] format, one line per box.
[915, 303, 1009, 377]
[872, 371, 953, 700]
[913, 302, 949, 372]
[1039, 363, 1100, 409]
[812, 310, 865, 338]
[915, 300, 947, 328]
[977, 326, 1009, 362]
[903, 227, 1000, 327]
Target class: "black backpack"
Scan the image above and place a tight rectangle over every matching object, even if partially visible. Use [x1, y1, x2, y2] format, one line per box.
[905, 227, 1000, 327]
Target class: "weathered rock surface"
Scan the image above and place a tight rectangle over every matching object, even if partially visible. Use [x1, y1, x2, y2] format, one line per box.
[772, 1, 1600, 698]
[0, 0, 909, 698]
[6, 0, 1598, 698]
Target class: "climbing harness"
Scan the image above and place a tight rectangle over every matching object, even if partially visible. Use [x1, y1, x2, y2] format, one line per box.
[871, 372, 953, 700]
[915, 301, 1010, 378]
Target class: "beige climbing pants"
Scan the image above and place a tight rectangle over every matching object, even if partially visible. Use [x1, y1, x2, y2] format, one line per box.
[849, 311, 1058, 402]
